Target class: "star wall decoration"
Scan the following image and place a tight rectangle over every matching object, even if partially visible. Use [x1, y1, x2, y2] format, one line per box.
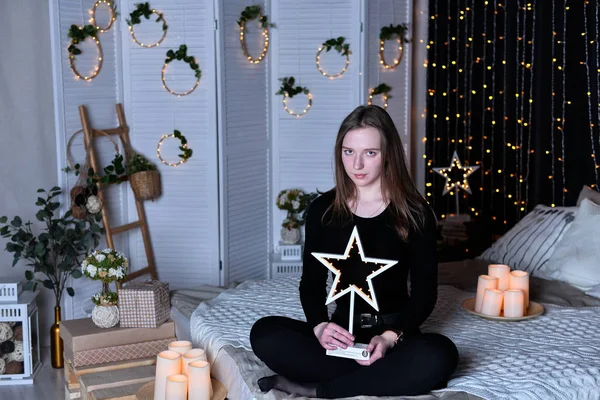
[311, 226, 398, 312]
[433, 150, 480, 195]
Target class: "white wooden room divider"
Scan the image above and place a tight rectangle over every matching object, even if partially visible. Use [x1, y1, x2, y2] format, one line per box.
[49, 0, 417, 319]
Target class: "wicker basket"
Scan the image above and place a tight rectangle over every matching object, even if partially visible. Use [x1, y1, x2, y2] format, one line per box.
[129, 170, 161, 201]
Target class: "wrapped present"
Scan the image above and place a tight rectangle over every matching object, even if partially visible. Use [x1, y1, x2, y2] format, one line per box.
[65, 337, 175, 367]
[118, 280, 170, 328]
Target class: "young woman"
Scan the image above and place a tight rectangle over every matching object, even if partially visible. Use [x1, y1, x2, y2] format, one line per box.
[250, 105, 458, 398]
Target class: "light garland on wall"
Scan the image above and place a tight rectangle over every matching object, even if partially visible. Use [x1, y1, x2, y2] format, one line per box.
[367, 83, 391, 110]
[276, 77, 312, 118]
[126, 2, 168, 48]
[67, 24, 103, 81]
[161, 45, 201, 97]
[315, 37, 351, 79]
[237, 5, 274, 64]
[157, 130, 193, 167]
[378, 24, 410, 70]
[89, 0, 117, 33]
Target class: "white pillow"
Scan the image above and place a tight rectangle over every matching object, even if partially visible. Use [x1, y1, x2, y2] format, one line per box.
[478, 204, 577, 276]
[544, 198, 600, 291]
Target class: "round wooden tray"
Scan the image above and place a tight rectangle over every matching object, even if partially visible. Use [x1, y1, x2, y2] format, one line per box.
[461, 297, 544, 321]
[136, 378, 227, 400]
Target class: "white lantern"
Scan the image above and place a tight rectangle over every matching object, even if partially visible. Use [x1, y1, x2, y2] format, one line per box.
[0, 278, 41, 385]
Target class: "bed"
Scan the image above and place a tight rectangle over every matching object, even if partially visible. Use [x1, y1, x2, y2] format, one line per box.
[185, 258, 600, 400]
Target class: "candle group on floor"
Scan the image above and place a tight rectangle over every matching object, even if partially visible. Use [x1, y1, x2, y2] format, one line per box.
[154, 340, 212, 400]
[475, 264, 530, 318]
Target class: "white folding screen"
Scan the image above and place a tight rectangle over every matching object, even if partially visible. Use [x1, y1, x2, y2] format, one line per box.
[50, 0, 417, 298]
[269, 0, 362, 250]
[50, 0, 127, 319]
[365, 0, 414, 153]
[215, 0, 271, 283]
[120, 0, 220, 289]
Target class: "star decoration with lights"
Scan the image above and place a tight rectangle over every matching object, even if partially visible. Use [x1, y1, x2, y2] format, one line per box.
[311, 226, 398, 312]
[433, 150, 480, 195]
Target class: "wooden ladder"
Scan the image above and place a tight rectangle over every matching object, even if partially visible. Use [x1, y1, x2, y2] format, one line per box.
[78, 103, 158, 284]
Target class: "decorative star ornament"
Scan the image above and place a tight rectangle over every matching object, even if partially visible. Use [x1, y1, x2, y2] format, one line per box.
[433, 150, 480, 195]
[311, 226, 398, 312]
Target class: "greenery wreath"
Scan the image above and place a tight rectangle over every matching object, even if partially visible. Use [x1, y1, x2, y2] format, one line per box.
[368, 83, 392, 110]
[316, 37, 352, 79]
[157, 130, 193, 167]
[161, 45, 202, 97]
[276, 77, 312, 118]
[237, 5, 275, 64]
[379, 24, 410, 70]
[89, 0, 118, 33]
[67, 24, 103, 81]
[126, 2, 168, 48]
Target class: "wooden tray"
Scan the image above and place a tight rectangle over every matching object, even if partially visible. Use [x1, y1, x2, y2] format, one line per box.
[461, 297, 544, 321]
[136, 378, 227, 400]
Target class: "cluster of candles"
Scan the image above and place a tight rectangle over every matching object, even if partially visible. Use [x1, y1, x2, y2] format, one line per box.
[154, 340, 212, 400]
[475, 264, 530, 318]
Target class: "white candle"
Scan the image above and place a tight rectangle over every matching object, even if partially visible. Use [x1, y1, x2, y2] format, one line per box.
[165, 374, 188, 400]
[154, 351, 181, 400]
[183, 348, 207, 376]
[488, 264, 510, 291]
[510, 270, 530, 310]
[480, 289, 503, 317]
[188, 360, 211, 400]
[504, 289, 525, 318]
[168, 340, 192, 355]
[475, 275, 499, 313]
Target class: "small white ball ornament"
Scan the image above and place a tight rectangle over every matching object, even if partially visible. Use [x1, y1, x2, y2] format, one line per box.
[86, 195, 103, 214]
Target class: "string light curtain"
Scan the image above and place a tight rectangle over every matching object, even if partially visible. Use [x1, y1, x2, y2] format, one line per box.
[425, 0, 600, 232]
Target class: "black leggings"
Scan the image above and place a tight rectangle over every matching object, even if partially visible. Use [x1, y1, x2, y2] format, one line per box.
[250, 316, 459, 398]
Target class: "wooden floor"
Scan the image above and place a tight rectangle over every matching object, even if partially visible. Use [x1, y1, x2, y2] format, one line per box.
[0, 347, 64, 399]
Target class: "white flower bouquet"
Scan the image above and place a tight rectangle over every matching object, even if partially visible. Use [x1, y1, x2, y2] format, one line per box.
[276, 189, 317, 229]
[82, 249, 128, 305]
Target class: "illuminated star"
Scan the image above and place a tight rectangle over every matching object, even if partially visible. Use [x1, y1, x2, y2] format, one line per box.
[311, 226, 398, 311]
[433, 150, 480, 195]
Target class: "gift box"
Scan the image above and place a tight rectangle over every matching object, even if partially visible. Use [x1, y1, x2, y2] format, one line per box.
[60, 318, 175, 352]
[118, 280, 170, 328]
[64, 337, 175, 367]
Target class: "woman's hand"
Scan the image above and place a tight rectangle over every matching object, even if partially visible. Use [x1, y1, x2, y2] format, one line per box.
[355, 333, 396, 366]
[313, 322, 355, 350]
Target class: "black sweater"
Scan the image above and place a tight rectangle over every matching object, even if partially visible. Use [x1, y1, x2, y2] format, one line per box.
[299, 190, 438, 336]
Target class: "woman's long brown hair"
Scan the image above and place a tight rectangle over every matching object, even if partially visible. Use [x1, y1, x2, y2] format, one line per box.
[325, 105, 428, 240]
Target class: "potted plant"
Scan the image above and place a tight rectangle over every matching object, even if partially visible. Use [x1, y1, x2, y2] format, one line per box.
[127, 153, 161, 201]
[276, 189, 317, 244]
[0, 187, 104, 369]
[81, 248, 128, 328]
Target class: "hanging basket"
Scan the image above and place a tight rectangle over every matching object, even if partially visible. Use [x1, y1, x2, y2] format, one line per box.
[70, 186, 88, 219]
[129, 170, 162, 201]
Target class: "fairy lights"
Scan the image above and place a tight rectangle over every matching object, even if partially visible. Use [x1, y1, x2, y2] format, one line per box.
[161, 45, 201, 97]
[367, 83, 391, 110]
[67, 24, 103, 81]
[378, 24, 409, 70]
[315, 37, 351, 79]
[126, 3, 168, 48]
[156, 130, 193, 167]
[89, 0, 116, 33]
[282, 92, 312, 118]
[238, 5, 272, 64]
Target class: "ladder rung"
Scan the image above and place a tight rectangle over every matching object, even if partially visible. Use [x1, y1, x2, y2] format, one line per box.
[126, 267, 152, 281]
[112, 221, 142, 234]
[93, 127, 124, 136]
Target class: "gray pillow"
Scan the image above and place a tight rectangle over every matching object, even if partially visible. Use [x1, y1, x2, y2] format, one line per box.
[576, 185, 600, 206]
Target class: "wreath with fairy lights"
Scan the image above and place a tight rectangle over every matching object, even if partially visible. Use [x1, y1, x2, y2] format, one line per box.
[316, 37, 352, 79]
[89, 0, 118, 33]
[67, 24, 103, 81]
[161, 45, 202, 97]
[379, 24, 410, 70]
[157, 130, 193, 167]
[126, 2, 168, 48]
[368, 83, 392, 110]
[275, 77, 312, 118]
[237, 5, 275, 64]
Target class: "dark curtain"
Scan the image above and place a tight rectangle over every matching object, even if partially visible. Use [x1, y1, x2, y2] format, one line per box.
[425, 0, 600, 233]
